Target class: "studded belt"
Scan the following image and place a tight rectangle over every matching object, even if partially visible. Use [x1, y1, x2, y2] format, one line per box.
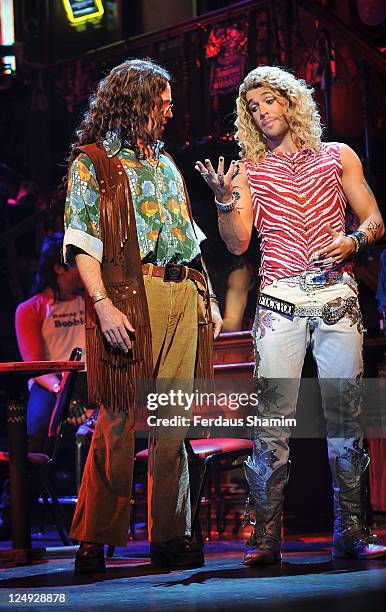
[280, 270, 348, 292]
[259, 292, 358, 325]
[294, 297, 358, 324]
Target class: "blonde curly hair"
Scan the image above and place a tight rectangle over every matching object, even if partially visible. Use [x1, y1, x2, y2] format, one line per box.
[235, 66, 323, 164]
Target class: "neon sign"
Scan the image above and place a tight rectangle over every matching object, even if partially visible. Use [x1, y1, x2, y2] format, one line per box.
[0, 0, 16, 76]
[62, 0, 104, 25]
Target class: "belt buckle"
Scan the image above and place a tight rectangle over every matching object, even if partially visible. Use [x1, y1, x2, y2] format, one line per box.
[322, 297, 347, 324]
[299, 270, 328, 291]
[299, 271, 318, 291]
[163, 263, 186, 282]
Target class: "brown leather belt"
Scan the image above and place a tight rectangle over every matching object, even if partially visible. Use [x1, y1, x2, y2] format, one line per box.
[142, 263, 205, 286]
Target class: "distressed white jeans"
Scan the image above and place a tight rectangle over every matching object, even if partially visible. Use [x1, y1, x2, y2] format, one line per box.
[251, 277, 364, 478]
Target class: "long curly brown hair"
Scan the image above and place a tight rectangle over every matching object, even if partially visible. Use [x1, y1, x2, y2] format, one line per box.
[68, 58, 171, 165]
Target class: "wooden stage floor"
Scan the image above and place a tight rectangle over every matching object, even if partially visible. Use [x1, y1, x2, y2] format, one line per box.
[1, 531, 386, 611]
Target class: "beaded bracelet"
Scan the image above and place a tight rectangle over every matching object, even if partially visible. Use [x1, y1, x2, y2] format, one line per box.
[347, 230, 368, 253]
[215, 194, 236, 213]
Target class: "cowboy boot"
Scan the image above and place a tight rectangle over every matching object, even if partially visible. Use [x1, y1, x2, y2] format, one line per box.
[243, 455, 289, 565]
[332, 446, 386, 559]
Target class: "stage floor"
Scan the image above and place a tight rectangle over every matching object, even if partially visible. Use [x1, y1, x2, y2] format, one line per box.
[1, 532, 386, 611]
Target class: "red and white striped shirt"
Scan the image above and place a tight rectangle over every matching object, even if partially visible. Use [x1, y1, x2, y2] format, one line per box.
[244, 142, 353, 289]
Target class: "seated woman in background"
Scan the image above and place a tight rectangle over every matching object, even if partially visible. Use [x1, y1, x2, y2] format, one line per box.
[15, 232, 86, 452]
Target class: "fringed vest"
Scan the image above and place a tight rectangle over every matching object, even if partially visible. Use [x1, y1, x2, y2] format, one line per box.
[75, 144, 213, 419]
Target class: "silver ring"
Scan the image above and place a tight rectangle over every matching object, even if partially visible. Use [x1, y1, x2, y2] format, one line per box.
[200, 171, 209, 177]
[217, 173, 224, 180]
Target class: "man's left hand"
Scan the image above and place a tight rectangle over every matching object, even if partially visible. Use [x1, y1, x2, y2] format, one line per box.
[313, 224, 356, 269]
[211, 301, 223, 339]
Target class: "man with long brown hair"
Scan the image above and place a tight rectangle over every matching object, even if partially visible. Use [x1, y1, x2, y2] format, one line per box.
[64, 58, 222, 573]
[196, 65, 386, 565]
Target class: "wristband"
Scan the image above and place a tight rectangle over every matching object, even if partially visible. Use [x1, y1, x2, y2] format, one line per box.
[347, 235, 359, 253]
[347, 230, 368, 254]
[215, 194, 236, 213]
[91, 291, 109, 304]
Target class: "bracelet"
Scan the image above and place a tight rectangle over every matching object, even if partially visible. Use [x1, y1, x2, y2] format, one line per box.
[354, 230, 369, 252]
[215, 194, 236, 213]
[347, 230, 368, 253]
[209, 292, 219, 305]
[347, 235, 359, 252]
[90, 290, 109, 304]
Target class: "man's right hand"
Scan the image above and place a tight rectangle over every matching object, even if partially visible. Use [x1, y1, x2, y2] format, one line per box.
[195, 157, 236, 203]
[94, 298, 135, 352]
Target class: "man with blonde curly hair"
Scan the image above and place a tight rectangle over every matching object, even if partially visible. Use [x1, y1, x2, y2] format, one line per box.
[196, 65, 385, 564]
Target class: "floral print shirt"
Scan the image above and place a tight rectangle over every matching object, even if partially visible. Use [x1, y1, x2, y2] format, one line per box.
[63, 147, 206, 264]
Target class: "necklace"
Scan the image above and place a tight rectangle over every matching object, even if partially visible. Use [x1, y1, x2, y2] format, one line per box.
[267, 149, 299, 166]
[267, 149, 316, 205]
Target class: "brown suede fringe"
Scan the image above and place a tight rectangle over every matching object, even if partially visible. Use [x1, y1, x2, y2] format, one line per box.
[75, 143, 213, 416]
[99, 180, 130, 265]
[76, 144, 153, 416]
[196, 320, 214, 381]
[85, 289, 153, 418]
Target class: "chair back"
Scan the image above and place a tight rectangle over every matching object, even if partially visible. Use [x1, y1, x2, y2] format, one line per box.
[46, 347, 82, 459]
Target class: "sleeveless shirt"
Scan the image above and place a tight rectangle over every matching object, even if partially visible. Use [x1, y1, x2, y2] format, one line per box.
[244, 143, 353, 289]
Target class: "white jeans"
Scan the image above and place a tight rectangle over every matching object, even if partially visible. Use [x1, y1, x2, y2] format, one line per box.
[251, 277, 364, 478]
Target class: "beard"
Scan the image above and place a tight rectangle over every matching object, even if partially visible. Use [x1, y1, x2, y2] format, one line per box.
[154, 120, 166, 141]
[147, 113, 166, 143]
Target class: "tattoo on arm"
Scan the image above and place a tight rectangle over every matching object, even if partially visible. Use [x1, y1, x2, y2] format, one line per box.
[231, 164, 241, 181]
[365, 220, 381, 241]
[364, 181, 375, 198]
[232, 189, 243, 212]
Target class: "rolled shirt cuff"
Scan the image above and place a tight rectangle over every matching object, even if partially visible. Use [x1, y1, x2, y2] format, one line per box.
[63, 227, 103, 263]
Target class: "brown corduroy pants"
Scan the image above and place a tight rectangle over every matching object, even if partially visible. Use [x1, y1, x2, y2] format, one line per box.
[70, 272, 198, 545]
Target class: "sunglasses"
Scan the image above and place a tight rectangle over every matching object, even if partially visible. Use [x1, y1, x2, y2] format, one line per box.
[162, 102, 174, 115]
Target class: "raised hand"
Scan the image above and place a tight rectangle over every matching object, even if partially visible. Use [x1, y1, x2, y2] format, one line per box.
[195, 156, 237, 204]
